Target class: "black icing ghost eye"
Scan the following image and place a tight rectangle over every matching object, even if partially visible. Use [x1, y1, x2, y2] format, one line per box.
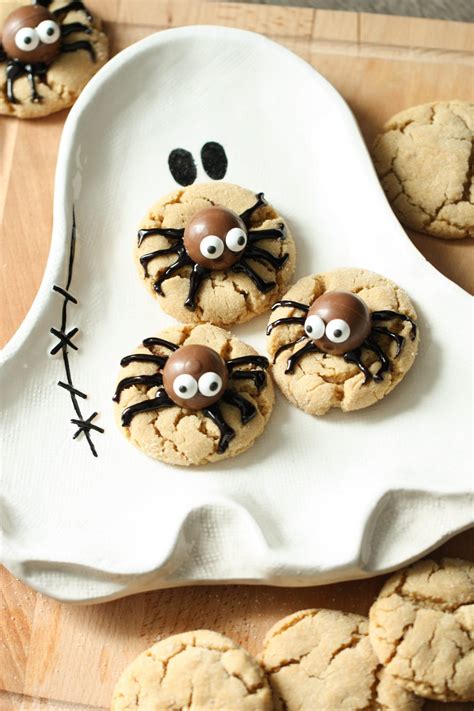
[37, 20, 60, 44]
[168, 148, 197, 187]
[172, 374, 198, 400]
[201, 142, 228, 180]
[226, 227, 247, 252]
[199, 235, 225, 259]
[326, 319, 351, 343]
[15, 27, 40, 51]
[304, 314, 325, 340]
[198, 372, 223, 397]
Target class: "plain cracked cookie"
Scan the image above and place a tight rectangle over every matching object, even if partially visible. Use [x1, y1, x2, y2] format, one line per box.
[111, 630, 272, 710]
[113, 323, 274, 466]
[135, 182, 296, 327]
[1, 0, 108, 119]
[266, 268, 419, 415]
[369, 558, 474, 703]
[372, 101, 474, 239]
[260, 609, 423, 710]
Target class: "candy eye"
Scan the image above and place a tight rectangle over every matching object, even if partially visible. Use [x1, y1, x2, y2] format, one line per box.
[36, 20, 60, 44]
[198, 372, 223, 397]
[15, 27, 40, 52]
[326, 319, 351, 343]
[226, 227, 247, 252]
[200, 235, 225, 260]
[173, 374, 198, 400]
[304, 314, 325, 340]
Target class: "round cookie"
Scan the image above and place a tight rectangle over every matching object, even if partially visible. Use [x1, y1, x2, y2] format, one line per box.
[369, 558, 474, 703]
[260, 609, 423, 710]
[266, 268, 419, 415]
[111, 630, 272, 710]
[135, 182, 296, 327]
[1, 0, 108, 119]
[372, 101, 474, 239]
[113, 323, 274, 466]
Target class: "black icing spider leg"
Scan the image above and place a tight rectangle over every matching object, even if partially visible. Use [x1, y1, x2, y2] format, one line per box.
[363, 338, 390, 381]
[60, 21, 92, 37]
[226, 356, 269, 370]
[140, 245, 183, 277]
[24, 63, 46, 102]
[371, 310, 417, 340]
[5, 60, 25, 104]
[247, 226, 285, 243]
[272, 335, 308, 364]
[285, 340, 319, 374]
[244, 246, 289, 270]
[153, 248, 192, 295]
[230, 370, 267, 391]
[61, 39, 95, 62]
[271, 300, 309, 313]
[113, 373, 163, 402]
[231, 261, 276, 293]
[226, 355, 269, 392]
[222, 390, 257, 424]
[343, 349, 373, 383]
[137, 227, 184, 248]
[142, 337, 179, 352]
[372, 326, 404, 357]
[51, 0, 93, 22]
[239, 192, 267, 227]
[185, 264, 211, 310]
[266, 316, 306, 336]
[121, 389, 174, 427]
[0, 45, 7, 63]
[202, 403, 235, 453]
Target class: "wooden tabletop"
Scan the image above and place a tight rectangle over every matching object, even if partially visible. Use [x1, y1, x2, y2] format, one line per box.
[0, 2, 473, 709]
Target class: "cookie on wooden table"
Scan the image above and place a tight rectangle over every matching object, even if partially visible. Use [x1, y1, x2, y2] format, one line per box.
[113, 323, 274, 466]
[369, 557, 474, 703]
[260, 608, 423, 710]
[372, 101, 474, 239]
[266, 268, 419, 415]
[111, 630, 272, 710]
[0, 0, 108, 118]
[135, 182, 296, 327]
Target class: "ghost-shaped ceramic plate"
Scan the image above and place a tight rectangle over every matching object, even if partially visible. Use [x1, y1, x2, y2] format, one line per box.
[1, 26, 472, 603]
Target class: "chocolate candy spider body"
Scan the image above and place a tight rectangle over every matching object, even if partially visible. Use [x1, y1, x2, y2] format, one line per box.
[113, 340, 269, 454]
[267, 290, 417, 382]
[137, 193, 289, 310]
[0, 0, 95, 104]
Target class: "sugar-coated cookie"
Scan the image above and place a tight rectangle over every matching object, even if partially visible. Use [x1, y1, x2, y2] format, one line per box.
[266, 268, 419, 415]
[372, 101, 474, 239]
[113, 323, 274, 466]
[111, 630, 272, 710]
[369, 558, 474, 702]
[0, 0, 108, 119]
[260, 609, 423, 710]
[135, 182, 296, 327]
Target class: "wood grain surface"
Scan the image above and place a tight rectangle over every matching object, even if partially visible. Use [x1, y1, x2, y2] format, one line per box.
[0, 2, 473, 709]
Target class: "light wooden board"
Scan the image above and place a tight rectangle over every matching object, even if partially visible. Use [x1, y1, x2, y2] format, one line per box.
[0, 2, 473, 709]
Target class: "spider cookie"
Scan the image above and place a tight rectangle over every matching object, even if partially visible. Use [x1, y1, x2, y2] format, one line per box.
[260, 609, 423, 710]
[0, 0, 108, 119]
[373, 101, 474, 239]
[266, 268, 419, 415]
[369, 558, 474, 703]
[135, 182, 296, 327]
[111, 630, 272, 710]
[113, 323, 274, 466]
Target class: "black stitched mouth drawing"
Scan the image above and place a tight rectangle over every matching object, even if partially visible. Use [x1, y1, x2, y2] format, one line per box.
[168, 141, 228, 186]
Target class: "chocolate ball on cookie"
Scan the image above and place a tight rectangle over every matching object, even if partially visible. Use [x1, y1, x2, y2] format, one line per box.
[135, 182, 296, 327]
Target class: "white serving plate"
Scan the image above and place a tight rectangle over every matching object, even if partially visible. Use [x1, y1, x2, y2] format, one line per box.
[1, 26, 472, 603]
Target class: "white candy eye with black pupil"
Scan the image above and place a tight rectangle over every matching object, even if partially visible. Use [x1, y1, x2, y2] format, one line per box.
[326, 319, 351, 343]
[200, 235, 225, 260]
[226, 227, 247, 252]
[15, 27, 40, 51]
[37, 20, 60, 44]
[304, 314, 325, 340]
[173, 373, 198, 400]
[198, 372, 223, 397]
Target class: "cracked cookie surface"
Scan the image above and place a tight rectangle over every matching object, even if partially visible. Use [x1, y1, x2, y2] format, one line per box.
[111, 630, 272, 710]
[0, 1, 108, 119]
[266, 268, 419, 415]
[369, 558, 474, 702]
[135, 182, 296, 327]
[114, 323, 274, 466]
[259, 609, 423, 710]
[372, 101, 474, 239]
